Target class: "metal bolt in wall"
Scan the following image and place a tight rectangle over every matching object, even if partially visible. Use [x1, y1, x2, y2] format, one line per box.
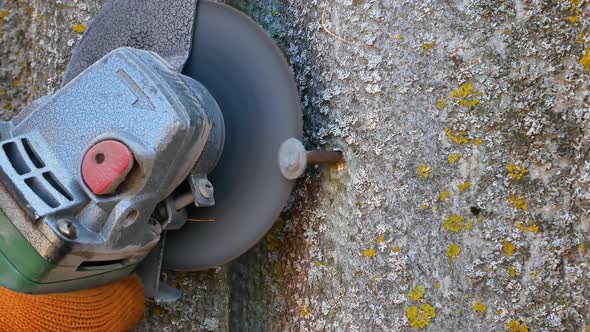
[278, 138, 345, 180]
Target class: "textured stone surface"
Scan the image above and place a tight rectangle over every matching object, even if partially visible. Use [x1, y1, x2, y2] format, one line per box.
[137, 268, 230, 331]
[2, 0, 590, 331]
[229, 0, 590, 331]
[0, 0, 104, 110]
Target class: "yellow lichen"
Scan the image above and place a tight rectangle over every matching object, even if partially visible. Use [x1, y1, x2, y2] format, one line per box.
[443, 214, 465, 232]
[507, 320, 529, 332]
[314, 261, 321, 268]
[448, 153, 462, 164]
[12, 76, 22, 89]
[363, 249, 376, 257]
[568, 4, 581, 24]
[422, 41, 436, 54]
[450, 83, 481, 108]
[472, 138, 483, 146]
[329, 310, 338, 318]
[265, 233, 280, 251]
[446, 243, 461, 260]
[466, 221, 473, 231]
[451, 83, 474, 98]
[531, 268, 540, 281]
[71, 23, 87, 33]
[516, 222, 539, 233]
[408, 285, 426, 301]
[436, 99, 447, 110]
[503, 28, 512, 35]
[581, 48, 590, 72]
[377, 235, 385, 244]
[497, 309, 504, 315]
[503, 241, 516, 257]
[578, 32, 585, 45]
[459, 98, 480, 108]
[418, 164, 432, 178]
[274, 262, 284, 279]
[421, 202, 430, 209]
[0, 10, 10, 20]
[509, 265, 517, 277]
[25, 4, 33, 16]
[301, 305, 310, 319]
[508, 162, 528, 180]
[433, 282, 441, 289]
[445, 128, 470, 144]
[510, 194, 528, 211]
[458, 181, 471, 193]
[472, 302, 487, 314]
[396, 34, 403, 40]
[439, 190, 450, 202]
[392, 245, 401, 252]
[406, 304, 436, 329]
[579, 244, 586, 253]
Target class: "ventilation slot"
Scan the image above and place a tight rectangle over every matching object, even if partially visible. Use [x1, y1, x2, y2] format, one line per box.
[3, 142, 30, 175]
[43, 172, 73, 201]
[77, 259, 125, 272]
[25, 177, 59, 208]
[22, 138, 45, 168]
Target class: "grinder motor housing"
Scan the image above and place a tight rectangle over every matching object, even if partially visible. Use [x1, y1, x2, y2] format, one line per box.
[0, 47, 224, 293]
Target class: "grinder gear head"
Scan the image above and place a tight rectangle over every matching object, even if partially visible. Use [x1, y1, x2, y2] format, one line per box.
[0, 47, 224, 293]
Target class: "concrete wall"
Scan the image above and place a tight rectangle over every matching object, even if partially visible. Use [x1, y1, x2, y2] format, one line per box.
[1, 0, 589, 331]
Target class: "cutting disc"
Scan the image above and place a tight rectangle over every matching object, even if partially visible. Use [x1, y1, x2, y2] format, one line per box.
[162, 2, 302, 270]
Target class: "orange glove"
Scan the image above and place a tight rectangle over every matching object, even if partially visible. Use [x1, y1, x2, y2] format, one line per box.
[0, 275, 144, 331]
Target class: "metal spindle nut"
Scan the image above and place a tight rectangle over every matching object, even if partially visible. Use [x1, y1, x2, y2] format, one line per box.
[278, 138, 307, 180]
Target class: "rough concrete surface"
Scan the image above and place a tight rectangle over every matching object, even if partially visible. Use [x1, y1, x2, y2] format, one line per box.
[1, 0, 589, 331]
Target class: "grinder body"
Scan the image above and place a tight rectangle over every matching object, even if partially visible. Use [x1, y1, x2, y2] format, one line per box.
[0, 0, 303, 299]
[0, 47, 223, 293]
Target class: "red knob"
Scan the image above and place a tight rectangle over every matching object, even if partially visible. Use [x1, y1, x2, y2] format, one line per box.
[82, 140, 134, 195]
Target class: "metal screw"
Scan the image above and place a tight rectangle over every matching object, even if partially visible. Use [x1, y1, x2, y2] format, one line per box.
[278, 138, 307, 180]
[198, 179, 214, 199]
[56, 219, 77, 239]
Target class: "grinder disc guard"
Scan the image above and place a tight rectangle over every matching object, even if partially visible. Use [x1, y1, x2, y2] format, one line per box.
[163, 2, 302, 270]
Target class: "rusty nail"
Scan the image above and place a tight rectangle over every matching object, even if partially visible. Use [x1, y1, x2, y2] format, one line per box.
[306, 150, 344, 165]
